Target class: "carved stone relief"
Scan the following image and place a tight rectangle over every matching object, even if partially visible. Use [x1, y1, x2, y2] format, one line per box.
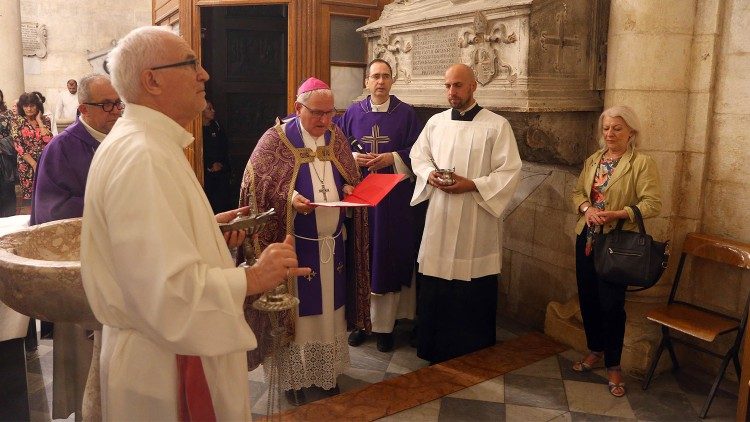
[458, 12, 518, 85]
[374, 27, 412, 83]
[539, 2, 582, 73]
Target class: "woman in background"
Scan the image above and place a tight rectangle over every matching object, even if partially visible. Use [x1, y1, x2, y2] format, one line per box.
[570, 105, 661, 398]
[11, 92, 53, 203]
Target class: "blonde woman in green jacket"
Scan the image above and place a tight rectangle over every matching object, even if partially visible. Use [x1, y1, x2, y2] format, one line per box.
[570, 105, 662, 398]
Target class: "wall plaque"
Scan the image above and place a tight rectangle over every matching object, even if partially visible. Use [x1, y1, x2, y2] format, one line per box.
[412, 28, 460, 76]
[21, 22, 47, 58]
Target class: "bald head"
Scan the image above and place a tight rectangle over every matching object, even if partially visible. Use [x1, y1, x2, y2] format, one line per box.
[444, 64, 477, 110]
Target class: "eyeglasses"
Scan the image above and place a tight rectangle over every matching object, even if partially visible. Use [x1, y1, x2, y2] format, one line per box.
[150, 58, 199, 72]
[83, 100, 125, 113]
[299, 103, 337, 119]
[368, 73, 392, 81]
[102, 58, 200, 75]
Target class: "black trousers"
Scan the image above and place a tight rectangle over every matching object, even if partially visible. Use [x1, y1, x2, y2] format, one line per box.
[576, 227, 627, 368]
[417, 273, 498, 363]
[0, 181, 16, 217]
[0, 338, 30, 421]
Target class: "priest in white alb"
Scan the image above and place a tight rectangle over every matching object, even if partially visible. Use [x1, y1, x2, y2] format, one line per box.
[410, 64, 522, 364]
[81, 26, 308, 421]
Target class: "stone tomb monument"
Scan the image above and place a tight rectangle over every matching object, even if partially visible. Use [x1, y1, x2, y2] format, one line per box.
[358, 0, 609, 166]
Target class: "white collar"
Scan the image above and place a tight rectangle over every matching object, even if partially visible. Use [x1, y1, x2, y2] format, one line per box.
[370, 97, 391, 113]
[121, 103, 194, 149]
[79, 117, 107, 142]
[298, 121, 325, 147]
[458, 101, 478, 116]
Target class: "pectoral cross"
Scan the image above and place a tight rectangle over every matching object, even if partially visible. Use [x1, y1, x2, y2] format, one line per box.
[361, 125, 391, 173]
[319, 184, 330, 201]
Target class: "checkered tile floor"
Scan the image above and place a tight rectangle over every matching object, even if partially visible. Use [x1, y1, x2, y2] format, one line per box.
[27, 317, 738, 421]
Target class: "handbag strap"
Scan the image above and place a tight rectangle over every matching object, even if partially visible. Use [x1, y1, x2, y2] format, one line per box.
[630, 204, 648, 234]
[612, 204, 648, 234]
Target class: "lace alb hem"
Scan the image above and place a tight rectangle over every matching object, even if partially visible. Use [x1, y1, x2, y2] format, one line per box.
[262, 332, 350, 391]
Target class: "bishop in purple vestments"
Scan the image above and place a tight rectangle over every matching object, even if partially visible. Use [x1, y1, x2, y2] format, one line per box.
[29, 74, 123, 419]
[239, 78, 370, 402]
[338, 59, 425, 352]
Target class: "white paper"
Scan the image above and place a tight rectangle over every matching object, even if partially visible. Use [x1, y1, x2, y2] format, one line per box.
[310, 201, 369, 207]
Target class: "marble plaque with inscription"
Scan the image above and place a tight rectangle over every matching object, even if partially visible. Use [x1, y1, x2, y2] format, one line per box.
[21, 22, 47, 58]
[412, 29, 461, 77]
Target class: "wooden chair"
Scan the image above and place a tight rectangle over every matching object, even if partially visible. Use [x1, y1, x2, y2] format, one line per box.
[642, 232, 750, 418]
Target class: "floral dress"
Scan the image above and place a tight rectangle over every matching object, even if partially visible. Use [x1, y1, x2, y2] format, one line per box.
[585, 154, 621, 255]
[11, 115, 52, 199]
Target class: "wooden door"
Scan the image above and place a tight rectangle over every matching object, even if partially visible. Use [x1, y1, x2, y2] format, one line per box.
[201, 5, 288, 206]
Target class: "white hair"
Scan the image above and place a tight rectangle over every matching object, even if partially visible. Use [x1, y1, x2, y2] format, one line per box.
[296, 89, 333, 105]
[597, 105, 642, 148]
[77, 74, 111, 103]
[107, 26, 177, 103]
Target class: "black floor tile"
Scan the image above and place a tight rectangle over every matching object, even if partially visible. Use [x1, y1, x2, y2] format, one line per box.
[437, 397, 505, 422]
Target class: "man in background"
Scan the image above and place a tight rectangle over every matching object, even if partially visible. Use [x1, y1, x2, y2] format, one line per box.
[31, 73, 123, 419]
[55, 79, 79, 132]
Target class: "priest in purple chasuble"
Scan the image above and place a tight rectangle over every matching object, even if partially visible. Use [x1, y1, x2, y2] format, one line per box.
[239, 78, 370, 399]
[29, 74, 123, 419]
[337, 59, 425, 352]
[410, 64, 522, 364]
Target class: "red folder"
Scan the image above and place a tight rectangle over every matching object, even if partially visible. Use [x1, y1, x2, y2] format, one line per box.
[312, 173, 406, 207]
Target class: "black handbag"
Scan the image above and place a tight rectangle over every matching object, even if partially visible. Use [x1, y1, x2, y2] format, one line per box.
[593, 205, 669, 291]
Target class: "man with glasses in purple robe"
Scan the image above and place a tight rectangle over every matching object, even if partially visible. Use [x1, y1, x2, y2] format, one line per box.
[239, 77, 370, 405]
[338, 59, 424, 352]
[30, 73, 123, 420]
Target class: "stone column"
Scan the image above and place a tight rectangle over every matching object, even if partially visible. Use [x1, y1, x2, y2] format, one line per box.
[545, 0, 702, 377]
[605, 0, 697, 377]
[0, 0, 25, 103]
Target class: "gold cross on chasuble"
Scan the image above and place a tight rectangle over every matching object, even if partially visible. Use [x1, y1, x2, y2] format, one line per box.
[361, 125, 390, 155]
[305, 270, 317, 281]
[361, 125, 391, 173]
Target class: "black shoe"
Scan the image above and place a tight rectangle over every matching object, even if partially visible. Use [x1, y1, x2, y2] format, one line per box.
[348, 329, 367, 347]
[284, 389, 306, 406]
[376, 332, 394, 353]
[409, 325, 418, 348]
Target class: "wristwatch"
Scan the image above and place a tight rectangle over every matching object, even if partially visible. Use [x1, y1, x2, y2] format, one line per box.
[580, 204, 590, 214]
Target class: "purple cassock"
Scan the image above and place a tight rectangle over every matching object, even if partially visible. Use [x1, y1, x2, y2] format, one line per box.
[338, 95, 424, 294]
[286, 117, 347, 316]
[30, 119, 98, 225]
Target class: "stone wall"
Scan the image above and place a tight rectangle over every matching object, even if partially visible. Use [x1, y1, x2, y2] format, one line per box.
[678, 0, 750, 375]
[18, 0, 151, 111]
[514, 0, 750, 380]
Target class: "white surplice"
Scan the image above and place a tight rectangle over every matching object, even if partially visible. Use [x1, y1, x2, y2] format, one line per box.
[81, 104, 255, 421]
[410, 108, 522, 281]
[269, 123, 349, 391]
